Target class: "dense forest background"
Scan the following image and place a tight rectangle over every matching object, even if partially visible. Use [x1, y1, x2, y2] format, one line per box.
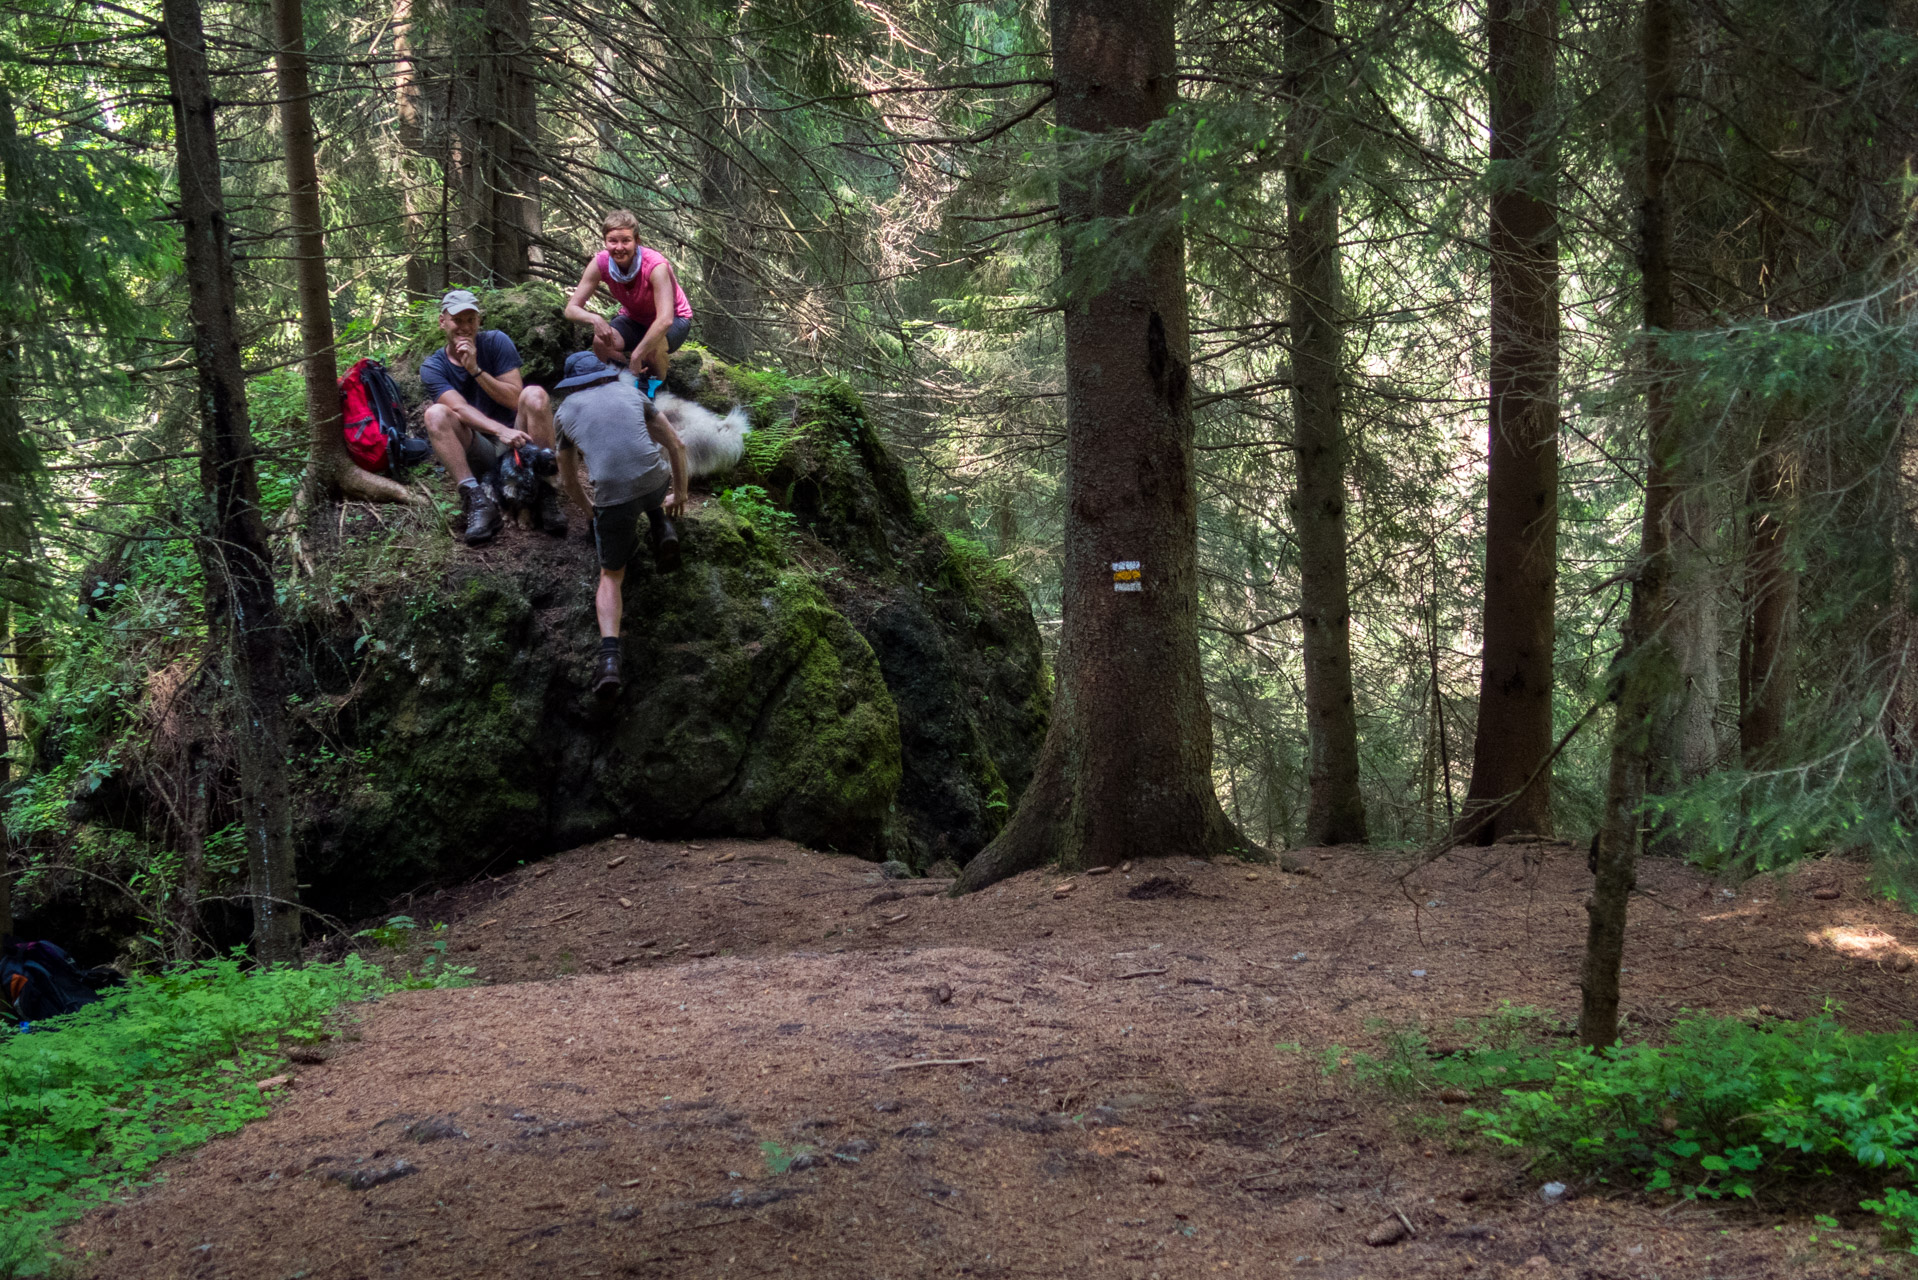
[1, 0, 1915, 959]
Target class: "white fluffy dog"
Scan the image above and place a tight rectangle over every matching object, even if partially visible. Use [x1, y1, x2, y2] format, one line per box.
[654, 390, 751, 478]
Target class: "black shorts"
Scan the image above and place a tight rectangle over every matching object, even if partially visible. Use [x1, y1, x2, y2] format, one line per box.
[592, 480, 670, 572]
[610, 313, 692, 358]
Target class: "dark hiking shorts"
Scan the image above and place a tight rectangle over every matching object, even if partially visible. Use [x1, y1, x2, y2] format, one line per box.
[592, 478, 670, 572]
[463, 429, 502, 478]
[610, 313, 692, 359]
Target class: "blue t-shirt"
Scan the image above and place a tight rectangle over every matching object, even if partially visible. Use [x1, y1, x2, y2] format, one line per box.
[418, 330, 524, 427]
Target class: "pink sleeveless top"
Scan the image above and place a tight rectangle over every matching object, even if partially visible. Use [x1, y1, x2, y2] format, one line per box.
[596, 247, 693, 326]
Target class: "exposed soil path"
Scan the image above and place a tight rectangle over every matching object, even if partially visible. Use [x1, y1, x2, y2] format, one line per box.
[61, 839, 1918, 1279]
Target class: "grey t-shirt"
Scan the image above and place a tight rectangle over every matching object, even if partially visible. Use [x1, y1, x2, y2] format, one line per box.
[554, 380, 671, 508]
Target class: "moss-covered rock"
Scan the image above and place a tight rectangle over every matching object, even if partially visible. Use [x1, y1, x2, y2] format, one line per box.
[294, 501, 902, 906]
[59, 288, 1048, 918]
[660, 355, 1051, 868]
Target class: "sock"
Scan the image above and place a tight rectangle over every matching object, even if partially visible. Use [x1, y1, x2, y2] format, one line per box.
[459, 477, 479, 492]
[599, 636, 621, 654]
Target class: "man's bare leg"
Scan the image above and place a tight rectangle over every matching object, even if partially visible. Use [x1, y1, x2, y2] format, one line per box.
[425, 403, 500, 542]
[424, 403, 475, 483]
[593, 565, 625, 696]
[596, 566, 624, 639]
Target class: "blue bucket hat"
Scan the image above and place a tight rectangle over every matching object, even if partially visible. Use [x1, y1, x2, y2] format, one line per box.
[556, 351, 621, 390]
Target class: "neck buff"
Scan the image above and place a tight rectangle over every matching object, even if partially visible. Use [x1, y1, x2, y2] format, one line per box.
[605, 250, 642, 285]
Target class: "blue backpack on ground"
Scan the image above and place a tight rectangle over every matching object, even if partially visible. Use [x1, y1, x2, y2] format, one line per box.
[1, 938, 118, 1026]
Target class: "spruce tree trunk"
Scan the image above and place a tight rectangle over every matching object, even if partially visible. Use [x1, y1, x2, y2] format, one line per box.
[695, 58, 759, 363]
[0, 80, 35, 935]
[1580, 0, 1683, 1048]
[272, 0, 415, 511]
[392, 0, 432, 300]
[1285, 0, 1366, 845]
[954, 0, 1256, 893]
[1739, 427, 1795, 764]
[459, 0, 540, 282]
[1462, 0, 1560, 843]
[161, 0, 305, 963]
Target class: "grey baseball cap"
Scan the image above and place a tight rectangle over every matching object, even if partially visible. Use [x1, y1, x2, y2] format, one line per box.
[440, 289, 481, 315]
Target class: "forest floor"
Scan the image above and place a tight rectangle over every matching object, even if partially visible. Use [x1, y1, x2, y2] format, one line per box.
[57, 837, 1918, 1280]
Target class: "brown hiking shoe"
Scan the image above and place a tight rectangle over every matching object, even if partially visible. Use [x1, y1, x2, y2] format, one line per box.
[593, 648, 622, 698]
[462, 481, 502, 544]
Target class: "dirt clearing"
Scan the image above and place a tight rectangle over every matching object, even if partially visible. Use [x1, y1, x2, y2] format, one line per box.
[61, 839, 1918, 1279]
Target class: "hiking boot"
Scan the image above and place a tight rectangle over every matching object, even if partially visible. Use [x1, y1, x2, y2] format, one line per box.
[593, 647, 622, 698]
[649, 513, 682, 573]
[537, 479, 569, 537]
[462, 481, 501, 544]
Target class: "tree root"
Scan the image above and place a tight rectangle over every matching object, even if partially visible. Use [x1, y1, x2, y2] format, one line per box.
[278, 462, 423, 534]
[951, 740, 1066, 895]
[334, 465, 421, 505]
[951, 737, 1287, 894]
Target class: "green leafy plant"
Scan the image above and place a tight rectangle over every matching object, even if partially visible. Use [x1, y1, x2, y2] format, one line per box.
[719, 485, 799, 546]
[1472, 1015, 1918, 1244]
[352, 916, 471, 990]
[0, 955, 401, 1276]
[1323, 1008, 1918, 1248]
[354, 914, 419, 949]
[759, 1140, 815, 1175]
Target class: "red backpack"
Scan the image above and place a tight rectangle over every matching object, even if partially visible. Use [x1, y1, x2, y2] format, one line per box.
[339, 359, 427, 474]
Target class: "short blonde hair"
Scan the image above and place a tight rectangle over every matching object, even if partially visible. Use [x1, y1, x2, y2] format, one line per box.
[601, 209, 639, 237]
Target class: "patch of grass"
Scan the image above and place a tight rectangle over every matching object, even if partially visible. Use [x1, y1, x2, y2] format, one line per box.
[0, 954, 446, 1276]
[1320, 1007, 1918, 1249]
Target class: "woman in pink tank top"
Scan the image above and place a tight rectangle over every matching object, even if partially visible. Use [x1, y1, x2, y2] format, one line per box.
[564, 210, 695, 383]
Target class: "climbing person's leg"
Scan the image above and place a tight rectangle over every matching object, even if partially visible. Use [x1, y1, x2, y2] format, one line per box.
[587, 487, 663, 696]
[593, 566, 625, 696]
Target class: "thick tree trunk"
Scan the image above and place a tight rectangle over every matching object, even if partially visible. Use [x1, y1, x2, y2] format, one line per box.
[1285, 0, 1366, 845]
[392, 0, 432, 300]
[161, 0, 304, 963]
[1659, 486, 1721, 784]
[1739, 427, 1795, 764]
[695, 58, 759, 363]
[955, 0, 1254, 893]
[1462, 0, 1561, 843]
[0, 80, 37, 936]
[272, 0, 415, 512]
[458, 0, 541, 283]
[1645, 484, 1720, 856]
[1580, 0, 1683, 1049]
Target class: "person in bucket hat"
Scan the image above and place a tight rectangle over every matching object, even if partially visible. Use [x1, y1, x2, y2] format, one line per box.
[419, 289, 563, 543]
[552, 351, 689, 697]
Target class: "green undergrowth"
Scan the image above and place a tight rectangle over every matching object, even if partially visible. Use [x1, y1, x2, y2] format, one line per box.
[0, 954, 456, 1277]
[1313, 1005, 1918, 1249]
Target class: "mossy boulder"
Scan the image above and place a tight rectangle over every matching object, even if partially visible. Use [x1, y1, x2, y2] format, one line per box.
[292, 502, 904, 905]
[58, 287, 1049, 919]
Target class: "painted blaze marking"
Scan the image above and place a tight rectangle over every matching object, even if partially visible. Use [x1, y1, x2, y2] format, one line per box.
[1112, 560, 1142, 592]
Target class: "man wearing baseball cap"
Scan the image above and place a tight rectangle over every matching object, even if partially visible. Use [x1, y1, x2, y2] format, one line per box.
[551, 351, 689, 697]
[420, 289, 562, 543]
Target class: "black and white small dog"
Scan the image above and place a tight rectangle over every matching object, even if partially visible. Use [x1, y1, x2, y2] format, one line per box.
[494, 444, 560, 530]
